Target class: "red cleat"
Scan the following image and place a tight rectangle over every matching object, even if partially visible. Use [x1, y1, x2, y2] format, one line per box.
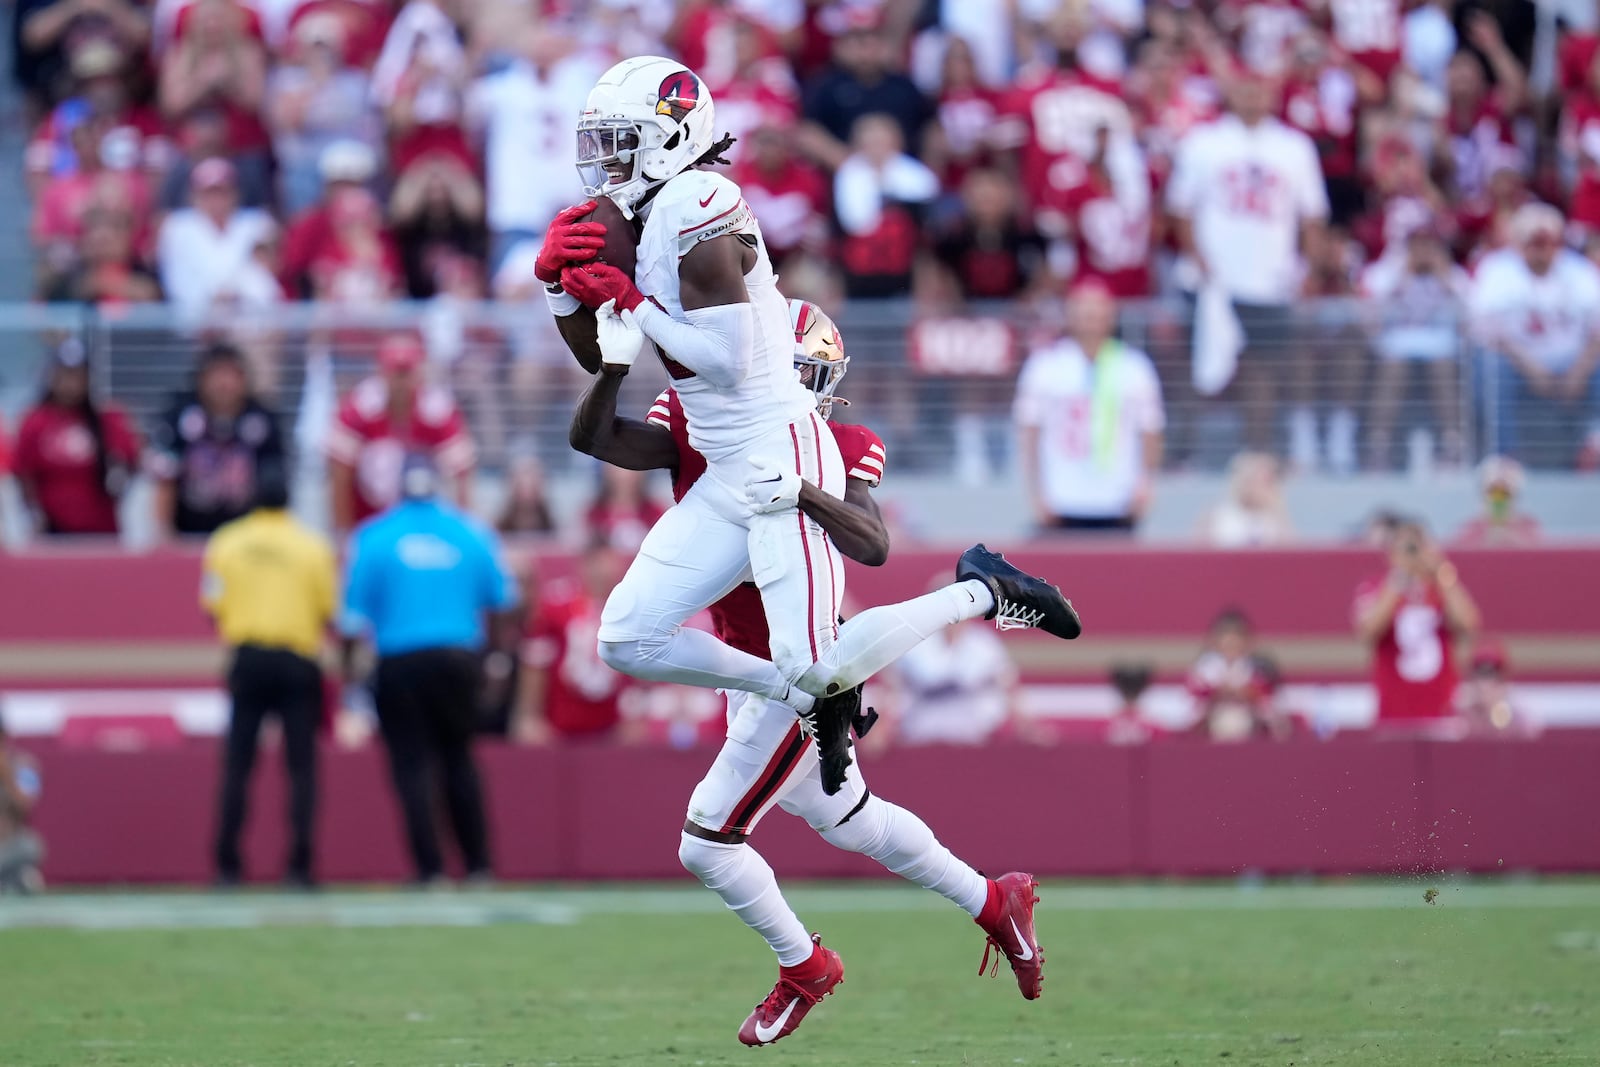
[737, 934, 844, 1047]
[976, 872, 1044, 1000]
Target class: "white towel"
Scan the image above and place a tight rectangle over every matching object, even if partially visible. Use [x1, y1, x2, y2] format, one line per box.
[1193, 284, 1244, 396]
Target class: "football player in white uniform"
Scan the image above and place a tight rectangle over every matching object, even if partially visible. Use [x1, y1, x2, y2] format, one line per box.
[569, 300, 1049, 1045]
[540, 56, 1079, 739]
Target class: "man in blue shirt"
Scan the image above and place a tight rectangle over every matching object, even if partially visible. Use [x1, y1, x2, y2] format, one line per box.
[342, 455, 520, 884]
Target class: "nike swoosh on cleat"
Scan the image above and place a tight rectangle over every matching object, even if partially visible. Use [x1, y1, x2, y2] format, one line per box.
[699, 192, 716, 207]
[1009, 916, 1034, 961]
[753, 999, 800, 1043]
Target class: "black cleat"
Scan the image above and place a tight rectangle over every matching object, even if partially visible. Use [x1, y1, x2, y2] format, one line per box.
[801, 684, 863, 796]
[956, 543, 1082, 640]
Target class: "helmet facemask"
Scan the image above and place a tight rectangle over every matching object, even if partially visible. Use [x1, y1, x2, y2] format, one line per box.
[797, 358, 849, 420]
[578, 119, 652, 216]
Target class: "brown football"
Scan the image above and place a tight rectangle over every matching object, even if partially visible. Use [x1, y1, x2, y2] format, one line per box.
[581, 195, 639, 279]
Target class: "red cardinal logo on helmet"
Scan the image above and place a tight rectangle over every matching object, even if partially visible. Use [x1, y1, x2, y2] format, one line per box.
[655, 71, 700, 124]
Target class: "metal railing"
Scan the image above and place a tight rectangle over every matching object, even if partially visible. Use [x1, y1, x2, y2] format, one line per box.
[1, 295, 1588, 479]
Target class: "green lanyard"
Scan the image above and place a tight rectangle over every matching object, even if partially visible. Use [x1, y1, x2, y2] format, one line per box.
[1089, 339, 1124, 470]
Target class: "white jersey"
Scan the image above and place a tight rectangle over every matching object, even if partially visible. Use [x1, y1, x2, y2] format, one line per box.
[635, 169, 815, 463]
[1471, 248, 1600, 373]
[1013, 338, 1165, 519]
[1167, 115, 1329, 304]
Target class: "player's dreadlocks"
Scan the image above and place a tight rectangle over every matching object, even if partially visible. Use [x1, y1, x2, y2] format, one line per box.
[694, 133, 737, 168]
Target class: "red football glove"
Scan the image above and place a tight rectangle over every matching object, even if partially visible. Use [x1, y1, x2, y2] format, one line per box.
[561, 263, 646, 313]
[534, 200, 605, 285]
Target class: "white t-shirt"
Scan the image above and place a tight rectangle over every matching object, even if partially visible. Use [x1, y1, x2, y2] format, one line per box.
[1013, 338, 1165, 519]
[634, 170, 814, 463]
[1167, 115, 1329, 304]
[893, 624, 1016, 745]
[468, 55, 602, 233]
[156, 208, 276, 319]
[1472, 249, 1600, 372]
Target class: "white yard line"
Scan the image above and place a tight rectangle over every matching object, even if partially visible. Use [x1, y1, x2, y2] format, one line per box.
[1, 881, 1596, 930]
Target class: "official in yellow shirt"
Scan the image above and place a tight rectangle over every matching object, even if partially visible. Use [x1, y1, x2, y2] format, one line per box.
[201, 461, 336, 888]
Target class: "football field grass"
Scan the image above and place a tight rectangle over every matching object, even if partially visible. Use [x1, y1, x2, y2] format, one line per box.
[3, 880, 1599, 1066]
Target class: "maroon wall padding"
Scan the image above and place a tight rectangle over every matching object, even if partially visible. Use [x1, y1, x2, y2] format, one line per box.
[21, 736, 1600, 884]
[6, 545, 1600, 644]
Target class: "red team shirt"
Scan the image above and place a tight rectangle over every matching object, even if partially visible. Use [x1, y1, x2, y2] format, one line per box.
[646, 388, 886, 660]
[12, 402, 142, 534]
[524, 577, 633, 737]
[326, 377, 475, 524]
[1036, 155, 1153, 297]
[1352, 577, 1459, 722]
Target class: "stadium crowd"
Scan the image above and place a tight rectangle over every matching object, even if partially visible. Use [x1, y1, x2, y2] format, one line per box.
[11, 0, 1600, 473]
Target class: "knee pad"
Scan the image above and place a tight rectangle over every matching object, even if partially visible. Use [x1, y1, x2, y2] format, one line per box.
[678, 831, 742, 887]
[596, 638, 638, 674]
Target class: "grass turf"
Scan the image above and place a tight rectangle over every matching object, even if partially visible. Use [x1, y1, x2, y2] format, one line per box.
[3, 882, 1599, 1066]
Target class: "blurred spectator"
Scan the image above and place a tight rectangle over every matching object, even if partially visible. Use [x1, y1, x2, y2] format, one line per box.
[1199, 451, 1294, 547]
[1353, 519, 1480, 724]
[1281, 31, 1364, 226]
[149, 342, 286, 537]
[307, 185, 403, 307]
[390, 154, 487, 300]
[12, 341, 140, 536]
[157, 0, 269, 176]
[1105, 662, 1159, 746]
[585, 465, 664, 554]
[201, 461, 335, 887]
[1561, 46, 1600, 239]
[371, 0, 475, 181]
[266, 12, 379, 216]
[1188, 608, 1285, 741]
[159, 108, 273, 210]
[1169, 71, 1329, 453]
[467, 23, 602, 270]
[1453, 639, 1537, 738]
[32, 114, 153, 284]
[728, 123, 828, 271]
[1036, 124, 1153, 298]
[1360, 220, 1470, 469]
[1440, 15, 1525, 210]
[933, 168, 1047, 300]
[513, 538, 639, 744]
[701, 13, 801, 146]
[881, 611, 1033, 747]
[1472, 203, 1600, 467]
[15, 0, 150, 108]
[497, 452, 555, 535]
[1293, 225, 1363, 474]
[25, 39, 168, 189]
[800, 16, 931, 171]
[326, 334, 476, 536]
[41, 205, 162, 305]
[834, 114, 939, 298]
[1456, 455, 1541, 546]
[1015, 282, 1164, 533]
[279, 140, 379, 297]
[341, 454, 519, 885]
[0, 715, 44, 895]
[921, 36, 1001, 194]
[155, 158, 278, 319]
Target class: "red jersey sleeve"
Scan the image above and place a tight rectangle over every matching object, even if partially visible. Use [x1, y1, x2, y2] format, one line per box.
[522, 588, 571, 670]
[326, 392, 370, 466]
[828, 422, 887, 487]
[1351, 576, 1386, 633]
[103, 406, 143, 466]
[646, 389, 675, 429]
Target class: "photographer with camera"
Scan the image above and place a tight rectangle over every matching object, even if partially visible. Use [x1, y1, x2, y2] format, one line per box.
[1352, 519, 1481, 725]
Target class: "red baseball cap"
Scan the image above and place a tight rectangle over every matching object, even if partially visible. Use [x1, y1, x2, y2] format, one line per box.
[377, 335, 425, 373]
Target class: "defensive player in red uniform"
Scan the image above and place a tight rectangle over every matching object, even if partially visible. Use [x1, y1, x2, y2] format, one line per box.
[569, 300, 1045, 1047]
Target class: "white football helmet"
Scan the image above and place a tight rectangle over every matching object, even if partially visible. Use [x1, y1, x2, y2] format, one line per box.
[789, 299, 849, 418]
[577, 56, 718, 218]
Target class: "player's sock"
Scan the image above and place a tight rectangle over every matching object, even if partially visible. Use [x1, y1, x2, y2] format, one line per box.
[819, 797, 989, 918]
[601, 627, 799, 704]
[678, 832, 815, 966]
[795, 581, 996, 697]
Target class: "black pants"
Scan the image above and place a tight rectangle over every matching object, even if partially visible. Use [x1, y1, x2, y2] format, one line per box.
[374, 648, 491, 881]
[214, 645, 322, 882]
[1043, 514, 1137, 533]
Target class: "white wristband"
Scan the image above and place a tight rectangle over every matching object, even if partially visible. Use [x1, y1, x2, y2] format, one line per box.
[544, 285, 580, 318]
